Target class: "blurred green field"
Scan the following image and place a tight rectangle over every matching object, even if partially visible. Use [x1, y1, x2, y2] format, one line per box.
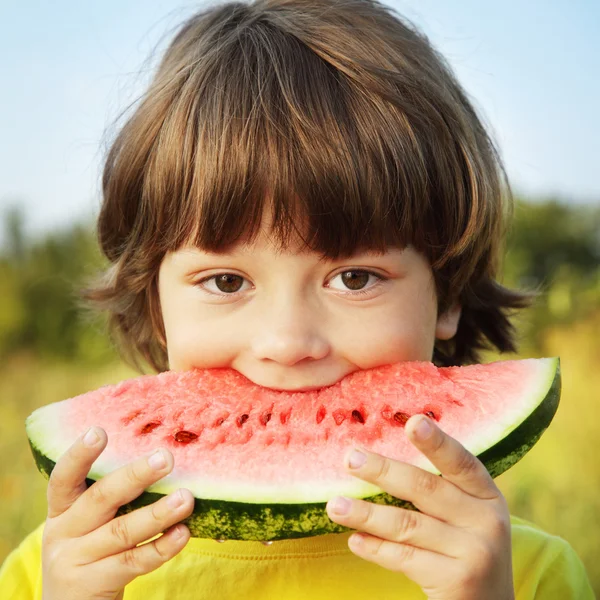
[0, 357, 135, 560]
[1, 310, 599, 593]
[494, 311, 600, 591]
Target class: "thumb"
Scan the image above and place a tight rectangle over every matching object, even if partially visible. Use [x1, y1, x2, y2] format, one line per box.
[46, 427, 107, 519]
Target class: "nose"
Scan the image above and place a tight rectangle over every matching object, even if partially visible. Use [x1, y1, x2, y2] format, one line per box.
[250, 299, 331, 366]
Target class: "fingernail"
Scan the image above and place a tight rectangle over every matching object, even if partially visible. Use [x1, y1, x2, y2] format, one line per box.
[83, 427, 100, 447]
[348, 449, 367, 469]
[173, 524, 187, 539]
[148, 449, 167, 470]
[167, 489, 184, 509]
[414, 416, 432, 440]
[328, 496, 352, 515]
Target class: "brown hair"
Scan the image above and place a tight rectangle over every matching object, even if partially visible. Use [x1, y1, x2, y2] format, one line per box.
[84, 0, 534, 373]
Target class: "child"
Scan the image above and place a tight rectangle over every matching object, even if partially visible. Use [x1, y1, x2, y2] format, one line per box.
[0, 0, 593, 598]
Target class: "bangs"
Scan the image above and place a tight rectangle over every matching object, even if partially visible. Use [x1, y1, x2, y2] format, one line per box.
[140, 17, 438, 260]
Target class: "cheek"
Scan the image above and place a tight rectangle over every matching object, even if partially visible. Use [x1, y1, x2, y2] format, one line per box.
[161, 298, 244, 371]
[165, 320, 242, 371]
[338, 290, 438, 368]
[159, 262, 244, 371]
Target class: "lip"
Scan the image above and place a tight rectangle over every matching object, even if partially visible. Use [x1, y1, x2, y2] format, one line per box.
[235, 367, 359, 393]
[251, 376, 347, 393]
[265, 384, 329, 393]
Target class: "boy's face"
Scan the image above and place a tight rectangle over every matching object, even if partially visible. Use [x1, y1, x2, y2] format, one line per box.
[158, 225, 461, 391]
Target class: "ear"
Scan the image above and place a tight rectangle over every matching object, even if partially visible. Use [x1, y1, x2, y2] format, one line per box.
[435, 303, 462, 341]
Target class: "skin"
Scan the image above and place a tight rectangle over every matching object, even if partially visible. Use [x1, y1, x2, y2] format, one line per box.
[41, 222, 514, 600]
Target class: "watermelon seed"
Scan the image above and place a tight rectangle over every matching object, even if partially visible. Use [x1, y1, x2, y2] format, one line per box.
[122, 410, 144, 425]
[259, 412, 272, 426]
[261, 541, 274, 546]
[424, 410, 438, 420]
[140, 421, 162, 434]
[236, 414, 250, 427]
[351, 409, 365, 424]
[174, 430, 199, 443]
[332, 410, 346, 425]
[393, 411, 410, 426]
[316, 405, 327, 424]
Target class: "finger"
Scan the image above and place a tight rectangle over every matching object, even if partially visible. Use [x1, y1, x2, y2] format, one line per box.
[326, 496, 465, 558]
[46, 427, 108, 519]
[343, 447, 480, 524]
[59, 447, 175, 538]
[347, 531, 457, 586]
[87, 523, 190, 591]
[81, 488, 195, 563]
[405, 415, 500, 500]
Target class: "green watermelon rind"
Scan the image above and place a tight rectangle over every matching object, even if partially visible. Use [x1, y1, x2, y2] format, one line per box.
[27, 359, 560, 541]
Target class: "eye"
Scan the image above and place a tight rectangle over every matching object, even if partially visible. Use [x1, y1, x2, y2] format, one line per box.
[197, 273, 251, 294]
[328, 270, 383, 292]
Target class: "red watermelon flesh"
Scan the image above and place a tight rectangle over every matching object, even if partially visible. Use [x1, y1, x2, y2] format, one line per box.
[27, 358, 559, 506]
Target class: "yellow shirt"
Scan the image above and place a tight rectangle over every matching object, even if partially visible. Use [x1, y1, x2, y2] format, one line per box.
[0, 515, 593, 599]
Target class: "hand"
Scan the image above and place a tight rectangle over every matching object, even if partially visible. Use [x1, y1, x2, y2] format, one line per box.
[41, 427, 195, 600]
[326, 414, 515, 600]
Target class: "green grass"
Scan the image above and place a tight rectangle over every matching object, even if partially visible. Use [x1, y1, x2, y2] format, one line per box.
[1, 314, 599, 594]
[0, 356, 136, 559]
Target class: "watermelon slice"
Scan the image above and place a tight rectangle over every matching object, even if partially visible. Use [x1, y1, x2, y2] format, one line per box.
[26, 357, 560, 541]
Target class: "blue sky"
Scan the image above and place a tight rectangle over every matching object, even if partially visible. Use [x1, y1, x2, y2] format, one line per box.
[1, 0, 598, 242]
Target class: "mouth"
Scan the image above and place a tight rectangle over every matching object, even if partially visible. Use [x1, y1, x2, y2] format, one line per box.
[235, 366, 360, 393]
[264, 383, 329, 393]
[250, 374, 349, 393]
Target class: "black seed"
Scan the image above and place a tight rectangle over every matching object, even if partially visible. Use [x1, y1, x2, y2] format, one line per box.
[259, 412, 272, 426]
[393, 411, 410, 425]
[174, 430, 198, 443]
[424, 410, 436, 420]
[236, 414, 249, 427]
[351, 409, 365, 424]
[140, 421, 161, 434]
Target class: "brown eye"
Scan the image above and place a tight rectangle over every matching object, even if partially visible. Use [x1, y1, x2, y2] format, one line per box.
[341, 270, 370, 290]
[214, 274, 245, 293]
